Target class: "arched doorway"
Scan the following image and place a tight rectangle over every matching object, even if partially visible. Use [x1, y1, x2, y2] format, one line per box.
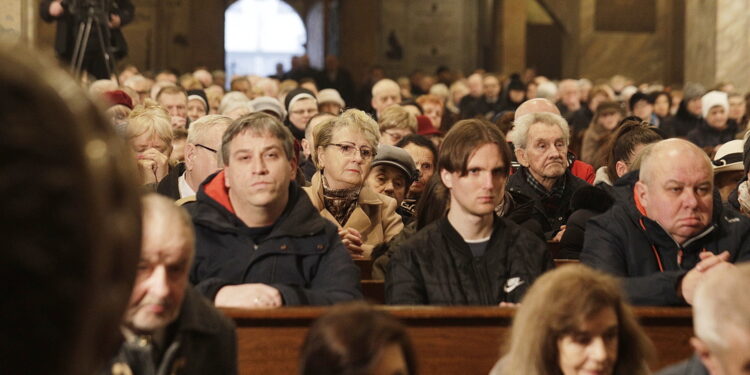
[225, 0, 307, 78]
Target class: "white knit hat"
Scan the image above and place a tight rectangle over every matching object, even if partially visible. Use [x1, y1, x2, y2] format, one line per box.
[701, 90, 729, 118]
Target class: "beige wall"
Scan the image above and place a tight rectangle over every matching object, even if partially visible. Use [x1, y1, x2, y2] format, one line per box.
[1, 0, 36, 45]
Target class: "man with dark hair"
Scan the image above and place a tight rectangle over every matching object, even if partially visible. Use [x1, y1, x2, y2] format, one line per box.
[187, 112, 361, 308]
[395, 134, 438, 218]
[386, 119, 551, 305]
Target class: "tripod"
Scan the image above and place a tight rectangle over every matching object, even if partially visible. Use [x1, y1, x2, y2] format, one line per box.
[69, 3, 117, 79]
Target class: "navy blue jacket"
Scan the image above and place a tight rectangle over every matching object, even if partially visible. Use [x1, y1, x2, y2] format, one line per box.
[187, 171, 362, 305]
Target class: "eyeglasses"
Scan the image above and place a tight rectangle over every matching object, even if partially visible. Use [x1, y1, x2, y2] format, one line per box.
[327, 143, 375, 160]
[195, 144, 217, 153]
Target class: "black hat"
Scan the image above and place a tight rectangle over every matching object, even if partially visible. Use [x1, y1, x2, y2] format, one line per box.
[372, 144, 418, 184]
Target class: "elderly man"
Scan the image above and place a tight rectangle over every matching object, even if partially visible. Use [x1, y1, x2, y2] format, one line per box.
[581, 139, 750, 306]
[157, 115, 231, 200]
[157, 86, 189, 130]
[371, 78, 402, 120]
[557, 79, 582, 118]
[365, 144, 418, 207]
[104, 194, 236, 374]
[507, 112, 589, 240]
[187, 113, 361, 308]
[658, 263, 750, 375]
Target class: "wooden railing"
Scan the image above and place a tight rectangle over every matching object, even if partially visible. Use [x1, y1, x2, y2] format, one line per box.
[223, 306, 693, 375]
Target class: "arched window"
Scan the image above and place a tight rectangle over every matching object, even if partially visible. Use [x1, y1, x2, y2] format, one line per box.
[225, 0, 306, 78]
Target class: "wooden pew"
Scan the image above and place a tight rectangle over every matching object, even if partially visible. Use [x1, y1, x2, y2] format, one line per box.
[224, 306, 693, 375]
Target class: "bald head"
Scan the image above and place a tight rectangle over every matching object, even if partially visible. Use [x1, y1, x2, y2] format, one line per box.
[635, 139, 714, 245]
[639, 139, 713, 186]
[515, 98, 561, 119]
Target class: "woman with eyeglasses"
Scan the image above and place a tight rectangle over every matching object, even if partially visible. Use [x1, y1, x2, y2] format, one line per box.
[304, 109, 404, 259]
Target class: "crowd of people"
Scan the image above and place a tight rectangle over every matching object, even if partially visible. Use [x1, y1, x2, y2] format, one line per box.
[6, 41, 750, 375]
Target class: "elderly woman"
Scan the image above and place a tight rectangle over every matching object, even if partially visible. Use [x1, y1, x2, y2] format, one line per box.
[305, 109, 404, 258]
[126, 99, 173, 185]
[491, 264, 654, 375]
[580, 101, 624, 168]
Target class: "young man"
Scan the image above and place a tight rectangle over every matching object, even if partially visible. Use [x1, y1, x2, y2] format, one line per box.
[187, 112, 361, 308]
[385, 119, 552, 305]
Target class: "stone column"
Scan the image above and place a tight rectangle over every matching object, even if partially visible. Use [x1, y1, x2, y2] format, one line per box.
[0, 0, 36, 45]
[685, 0, 750, 92]
[494, 0, 526, 74]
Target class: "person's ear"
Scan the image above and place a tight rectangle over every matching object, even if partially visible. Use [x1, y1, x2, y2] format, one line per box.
[440, 169, 454, 189]
[184, 143, 197, 170]
[615, 160, 629, 178]
[635, 181, 649, 210]
[316, 146, 326, 169]
[515, 147, 529, 167]
[691, 337, 721, 375]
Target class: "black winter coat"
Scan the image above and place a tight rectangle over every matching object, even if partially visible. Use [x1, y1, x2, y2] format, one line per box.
[686, 120, 737, 149]
[506, 168, 590, 239]
[385, 216, 552, 305]
[187, 171, 362, 305]
[581, 182, 750, 306]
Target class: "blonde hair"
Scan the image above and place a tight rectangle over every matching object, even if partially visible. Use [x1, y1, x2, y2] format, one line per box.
[127, 99, 173, 152]
[378, 105, 417, 133]
[313, 109, 380, 169]
[503, 264, 653, 375]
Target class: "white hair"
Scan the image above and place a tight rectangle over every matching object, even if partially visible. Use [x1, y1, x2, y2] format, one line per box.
[372, 79, 400, 97]
[510, 112, 570, 149]
[187, 115, 232, 145]
[535, 81, 558, 100]
[218, 91, 251, 115]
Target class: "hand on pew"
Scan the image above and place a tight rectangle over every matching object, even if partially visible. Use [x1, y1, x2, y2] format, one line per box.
[680, 251, 731, 305]
[215, 283, 283, 309]
[339, 227, 364, 258]
[498, 302, 518, 308]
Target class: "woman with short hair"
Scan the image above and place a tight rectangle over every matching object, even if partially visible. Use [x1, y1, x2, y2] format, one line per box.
[304, 109, 404, 258]
[491, 264, 654, 375]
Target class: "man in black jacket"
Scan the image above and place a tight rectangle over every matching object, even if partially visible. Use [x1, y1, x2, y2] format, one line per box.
[187, 113, 361, 308]
[40, 0, 134, 80]
[386, 119, 552, 305]
[105, 194, 236, 375]
[507, 111, 589, 240]
[581, 139, 750, 306]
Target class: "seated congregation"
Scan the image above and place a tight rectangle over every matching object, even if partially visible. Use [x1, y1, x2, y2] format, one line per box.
[6, 39, 750, 375]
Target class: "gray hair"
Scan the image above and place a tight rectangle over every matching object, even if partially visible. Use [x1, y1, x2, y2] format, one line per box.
[693, 263, 750, 352]
[510, 112, 570, 149]
[141, 193, 195, 261]
[187, 115, 232, 145]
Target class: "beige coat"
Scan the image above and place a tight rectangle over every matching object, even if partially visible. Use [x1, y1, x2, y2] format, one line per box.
[303, 172, 404, 257]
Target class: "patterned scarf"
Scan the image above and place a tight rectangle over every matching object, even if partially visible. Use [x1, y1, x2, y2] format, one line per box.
[522, 167, 566, 216]
[322, 175, 360, 225]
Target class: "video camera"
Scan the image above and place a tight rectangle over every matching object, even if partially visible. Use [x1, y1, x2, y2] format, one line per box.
[65, 0, 115, 22]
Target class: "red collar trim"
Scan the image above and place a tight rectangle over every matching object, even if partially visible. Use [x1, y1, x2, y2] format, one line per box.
[204, 170, 235, 214]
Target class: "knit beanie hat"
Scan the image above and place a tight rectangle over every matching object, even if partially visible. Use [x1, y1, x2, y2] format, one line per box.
[701, 90, 729, 118]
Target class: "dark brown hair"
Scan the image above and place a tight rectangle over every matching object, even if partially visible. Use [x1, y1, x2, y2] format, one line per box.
[299, 302, 417, 375]
[604, 119, 663, 182]
[0, 44, 141, 375]
[438, 118, 511, 176]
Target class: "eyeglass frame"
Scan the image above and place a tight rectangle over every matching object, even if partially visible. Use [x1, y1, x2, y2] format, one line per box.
[325, 142, 376, 160]
[195, 144, 218, 153]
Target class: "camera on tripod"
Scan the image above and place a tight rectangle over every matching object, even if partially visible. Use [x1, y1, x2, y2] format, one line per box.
[68, 0, 118, 78]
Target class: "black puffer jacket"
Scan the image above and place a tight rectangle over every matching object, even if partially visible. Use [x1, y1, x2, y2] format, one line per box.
[506, 168, 589, 239]
[186, 171, 362, 305]
[581, 180, 750, 306]
[385, 216, 552, 305]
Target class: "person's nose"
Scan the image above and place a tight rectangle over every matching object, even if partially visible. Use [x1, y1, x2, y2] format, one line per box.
[383, 180, 394, 194]
[146, 265, 169, 299]
[250, 155, 269, 175]
[588, 337, 608, 362]
[682, 189, 699, 208]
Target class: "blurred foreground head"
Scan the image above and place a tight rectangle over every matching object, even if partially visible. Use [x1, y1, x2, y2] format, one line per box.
[0, 45, 142, 374]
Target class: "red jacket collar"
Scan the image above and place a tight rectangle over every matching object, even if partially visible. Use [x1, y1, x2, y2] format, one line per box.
[204, 170, 235, 215]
